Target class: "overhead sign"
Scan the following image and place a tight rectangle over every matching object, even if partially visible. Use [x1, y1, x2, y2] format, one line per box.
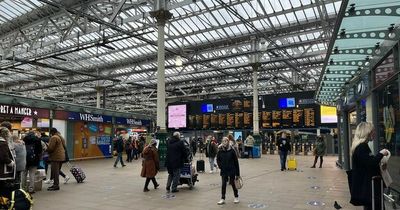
[115, 117, 150, 126]
[68, 112, 112, 123]
[0, 104, 49, 118]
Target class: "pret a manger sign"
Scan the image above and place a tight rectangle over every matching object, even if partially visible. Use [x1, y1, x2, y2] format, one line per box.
[0, 104, 37, 116]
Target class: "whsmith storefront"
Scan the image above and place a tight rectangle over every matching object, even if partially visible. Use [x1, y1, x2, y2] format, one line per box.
[316, 0, 400, 205]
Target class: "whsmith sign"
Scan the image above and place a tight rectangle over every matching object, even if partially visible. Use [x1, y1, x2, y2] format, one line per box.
[115, 117, 150, 126]
[68, 112, 112, 123]
[0, 104, 49, 118]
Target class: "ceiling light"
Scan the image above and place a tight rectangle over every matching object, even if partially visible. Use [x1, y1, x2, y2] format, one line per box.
[333, 47, 339, 54]
[175, 56, 182, 66]
[374, 42, 381, 54]
[388, 24, 396, 39]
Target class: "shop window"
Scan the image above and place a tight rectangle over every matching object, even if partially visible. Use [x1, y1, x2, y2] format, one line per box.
[374, 53, 395, 87]
[377, 79, 400, 193]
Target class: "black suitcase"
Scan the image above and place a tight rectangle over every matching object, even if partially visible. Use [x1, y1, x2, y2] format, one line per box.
[196, 160, 205, 172]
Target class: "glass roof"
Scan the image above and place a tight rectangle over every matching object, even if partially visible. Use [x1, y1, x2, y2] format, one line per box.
[316, 0, 400, 105]
[0, 0, 341, 111]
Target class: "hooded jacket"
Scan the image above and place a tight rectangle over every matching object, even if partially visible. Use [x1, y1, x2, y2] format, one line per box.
[47, 133, 66, 162]
[217, 144, 240, 177]
[23, 132, 42, 167]
[165, 136, 187, 170]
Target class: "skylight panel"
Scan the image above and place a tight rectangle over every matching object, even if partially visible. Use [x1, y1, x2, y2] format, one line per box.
[269, 0, 283, 12]
[304, 8, 316, 19]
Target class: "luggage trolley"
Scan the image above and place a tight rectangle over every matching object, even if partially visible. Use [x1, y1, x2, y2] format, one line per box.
[179, 163, 198, 190]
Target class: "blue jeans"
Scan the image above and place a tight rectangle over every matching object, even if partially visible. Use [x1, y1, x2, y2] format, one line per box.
[279, 151, 288, 170]
[166, 168, 181, 191]
[114, 152, 124, 166]
[209, 157, 216, 171]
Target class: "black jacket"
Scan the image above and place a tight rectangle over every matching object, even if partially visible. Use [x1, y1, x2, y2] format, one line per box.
[217, 147, 240, 177]
[276, 138, 291, 152]
[350, 142, 383, 207]
[205, 141, 218, 158]
[23, 132, 42, 167]
[165, 136, 187, 171]
[114, 137, 124, 153]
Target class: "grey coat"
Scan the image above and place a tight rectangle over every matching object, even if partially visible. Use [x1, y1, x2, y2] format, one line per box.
[314, 139, 326, 156]
[13, 141, 26, 172]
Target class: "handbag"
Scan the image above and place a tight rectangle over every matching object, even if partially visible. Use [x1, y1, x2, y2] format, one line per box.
[234, 176, 243, 189]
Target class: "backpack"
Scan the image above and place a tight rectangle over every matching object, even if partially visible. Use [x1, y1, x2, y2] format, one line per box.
[9, 189, 33, 210]
[25, 144, 36, 164]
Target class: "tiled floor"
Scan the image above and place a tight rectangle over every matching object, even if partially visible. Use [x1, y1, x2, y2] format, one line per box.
[32, 154, 362, 210]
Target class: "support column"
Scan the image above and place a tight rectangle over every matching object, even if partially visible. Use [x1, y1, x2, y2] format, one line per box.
[102, 88, 106, 109]
[342, 109, 350, 170]
[150, 1, 172, 169]
[250, 37, 261, 158]
[96, 87, 101, 109]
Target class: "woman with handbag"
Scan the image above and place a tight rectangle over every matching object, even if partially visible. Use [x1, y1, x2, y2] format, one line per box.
[216, 137, 240, 205]
[349, 122, 389, 210]
[140, 139, 160, 192]
[310, 135, 326, 168]
[0, 126, 16, 198]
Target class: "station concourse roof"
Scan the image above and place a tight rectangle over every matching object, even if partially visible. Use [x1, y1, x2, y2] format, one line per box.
[0, 0, 342, 114]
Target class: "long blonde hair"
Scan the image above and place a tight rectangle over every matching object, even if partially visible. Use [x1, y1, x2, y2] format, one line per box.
[350, 122, 374, 155]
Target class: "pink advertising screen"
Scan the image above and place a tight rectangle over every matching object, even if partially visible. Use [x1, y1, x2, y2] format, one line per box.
[168, 104, 187, 128]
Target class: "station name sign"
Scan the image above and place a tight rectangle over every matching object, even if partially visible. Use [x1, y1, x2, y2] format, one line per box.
[0, 104, 49, 118]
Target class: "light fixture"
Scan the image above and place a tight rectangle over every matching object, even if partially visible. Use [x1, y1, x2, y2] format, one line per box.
[365, 56, 370, 66]
[175, 56, 182, 66]
[388, 24, 396, 39]
[339, 29, 346, 38]
[348, 3, 356, 14]
[329, 59, 334, 65]
[333, 47, 339, 54]
[374, 42, 381, 54]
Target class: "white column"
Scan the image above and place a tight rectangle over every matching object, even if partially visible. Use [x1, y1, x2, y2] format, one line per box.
[96, 87, 101, 108]
[156, 20, 166, 131]
[253, 69, 259, 134]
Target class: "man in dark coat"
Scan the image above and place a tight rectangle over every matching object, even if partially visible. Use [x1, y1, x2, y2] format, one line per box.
[113, 134, 126, 168]
[276, 132, 291, 171]
[23, 131, 43, 193]
[165, 132, 187, 193]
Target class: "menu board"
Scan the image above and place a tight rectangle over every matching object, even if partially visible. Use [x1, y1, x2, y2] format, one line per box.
[235, 113, 244, 128]
[272, 110, 281, 128]
[231, 99, 243, 111]
[243, 99, 252, 110]
[292, 109, 303, 127]
[218, 114, 226, 129]
[261, 111, 272, 128]
[203, 114, 210, 129]
[281, 110, 292, 127]
[304, 108, 316, 127]
[195, 115, 203, 129]
[243, 112, 252, 128]
[226, 113, 234, 128]
[210, 114, 218, 129]
[188, 115, 196, 129]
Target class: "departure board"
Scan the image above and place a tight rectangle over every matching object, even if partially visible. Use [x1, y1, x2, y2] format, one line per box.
[261, 111, 272, 128]
[243, 112, 252, 128]
[281, 110, 293, 127]
[304, 108, 316, 127]
[243, 99, 252, 110]
[272, 110, 281, 128]
[203, 114, 210, 129]
[235, 112, 244, 128]
[195, 115, 203, 129]
[226, 113, 234, 128]
[210, 114, 218, 129]
[218, 114, 226, 129]
[292, 109, 303, 127]
[232, 99, 243, 111]
[188, 115, 196, 129]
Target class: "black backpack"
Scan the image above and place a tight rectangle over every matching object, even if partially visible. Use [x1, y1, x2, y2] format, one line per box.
[25, 144, 36, 164]
[9, 189, 33, 210]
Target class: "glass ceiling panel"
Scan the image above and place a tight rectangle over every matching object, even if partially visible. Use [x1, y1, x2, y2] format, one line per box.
[341, 17, 400, 32]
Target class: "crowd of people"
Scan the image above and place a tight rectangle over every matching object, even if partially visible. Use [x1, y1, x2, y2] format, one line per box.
[0, 121, 69, 201]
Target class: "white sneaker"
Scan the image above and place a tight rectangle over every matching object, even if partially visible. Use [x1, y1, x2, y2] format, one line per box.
[209, 170, 213, 174]
[64, 176, 70, 184]
[44, 179, 53, 184]
[217, 199, 225, 205]
[234, 197, 240, 204]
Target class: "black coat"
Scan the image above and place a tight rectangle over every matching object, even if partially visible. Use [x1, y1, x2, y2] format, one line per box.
[165, 136, 187, 171]
[23, 132, 42, 167]
[217, 147, 240, 177]
[350, 142, 383, 207]
[276, 138, 291, 152]
[114, 137, 124, 153]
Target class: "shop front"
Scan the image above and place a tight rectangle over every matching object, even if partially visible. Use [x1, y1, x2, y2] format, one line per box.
[0, 104, 50, 136]
[115, 117, 151, 136]
[55, 111, 113, 160]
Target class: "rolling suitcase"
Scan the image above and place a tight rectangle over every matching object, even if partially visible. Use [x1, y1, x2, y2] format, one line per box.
[287, 155, 297, 171]
[196, 160, 205, 173]
[67, 162, 86, 183]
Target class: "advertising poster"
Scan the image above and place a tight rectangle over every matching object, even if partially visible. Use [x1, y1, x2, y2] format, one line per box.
[73, 122, 112, 159]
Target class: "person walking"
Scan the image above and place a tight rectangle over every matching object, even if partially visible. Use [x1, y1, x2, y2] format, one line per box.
[46, 128, 66, 191]
[141, 139, 160, 192]
[0, 127, 15, 199]
[205, 136, 218, 173]
[113, 134, 126, 168]
[131, 136, 139, 160]
[190, 137, 197, 157]
[244, 134, 255, 158]
[349, 122, 389, 210]
[311, 135, 326, 168]
[11, 135, 26, 188]
[276, 132, 291, 171]
[125, 137, 133, 162]
[165, 132, 187, 193]
[216, 137, 240, 205]
[23, 131, 42, 194]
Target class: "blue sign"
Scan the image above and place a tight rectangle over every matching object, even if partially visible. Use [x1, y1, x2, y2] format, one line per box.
[115, 117, 150, 126]
[279, 98, 296, 109]
[68, 112, 112, 123]
[201, 104, 214, 113]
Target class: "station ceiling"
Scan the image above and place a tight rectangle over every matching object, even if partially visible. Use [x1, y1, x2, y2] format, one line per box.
[0, 0, 341, 114]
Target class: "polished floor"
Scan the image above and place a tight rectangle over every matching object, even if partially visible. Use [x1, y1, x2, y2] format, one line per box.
[32, 154, 361, 210]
